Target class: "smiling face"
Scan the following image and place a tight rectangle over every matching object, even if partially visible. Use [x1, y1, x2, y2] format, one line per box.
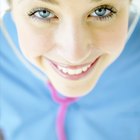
[11, 0, 130, 97]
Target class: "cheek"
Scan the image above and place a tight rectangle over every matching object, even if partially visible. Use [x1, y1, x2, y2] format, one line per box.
[95, 22, 128, 57]
[99, 28, 127, 54]
[17, 28, 54, 58]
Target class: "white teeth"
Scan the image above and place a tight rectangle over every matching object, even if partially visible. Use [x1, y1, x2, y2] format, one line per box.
[57, 64, 91, 75]
[75, 69, 83, 75]
[82, 66, 89, 72]
[61, 68, 68, 74]
[67, 69, 77, 75]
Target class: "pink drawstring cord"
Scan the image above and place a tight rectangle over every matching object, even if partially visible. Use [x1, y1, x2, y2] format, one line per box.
[48, 82, 78, 140]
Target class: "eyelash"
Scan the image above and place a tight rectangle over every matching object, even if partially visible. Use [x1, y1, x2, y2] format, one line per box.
[28, 8, 56, 23]
[28, 5, 117, 23]
[89, 5, 117, 21]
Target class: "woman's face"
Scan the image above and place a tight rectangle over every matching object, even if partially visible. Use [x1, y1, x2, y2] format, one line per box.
[12, 0, 130, 97]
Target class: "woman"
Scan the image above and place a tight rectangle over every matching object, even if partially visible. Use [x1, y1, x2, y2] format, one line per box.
[0, 0, 140, 140]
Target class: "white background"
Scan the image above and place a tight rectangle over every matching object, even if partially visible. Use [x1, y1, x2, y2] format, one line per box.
[132, 0, 140, 7]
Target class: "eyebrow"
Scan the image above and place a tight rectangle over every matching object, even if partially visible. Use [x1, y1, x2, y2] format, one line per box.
[36, 0, 103, 4]
[19, 0, 104, 5]
[18, 0, 59, 5]
[37, 0, 59, 5]
[91, 0, 103, 2]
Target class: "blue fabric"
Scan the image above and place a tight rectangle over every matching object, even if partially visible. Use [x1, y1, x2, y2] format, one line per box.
[0, 12, 140, 140]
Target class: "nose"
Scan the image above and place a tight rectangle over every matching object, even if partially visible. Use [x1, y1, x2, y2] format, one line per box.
[54, 19, 93, 64]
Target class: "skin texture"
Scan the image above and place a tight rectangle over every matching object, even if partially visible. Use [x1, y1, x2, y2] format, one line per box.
[11, 0, 130, 97]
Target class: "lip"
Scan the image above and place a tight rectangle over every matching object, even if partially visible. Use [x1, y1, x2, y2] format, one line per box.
[46, 57, 100, 80]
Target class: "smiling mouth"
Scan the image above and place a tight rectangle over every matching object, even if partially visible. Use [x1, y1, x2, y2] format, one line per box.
[46, 57, 100, 80]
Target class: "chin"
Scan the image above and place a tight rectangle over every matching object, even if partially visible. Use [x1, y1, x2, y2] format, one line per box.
[54, 87, 92, 98]
[49, 79, 97, 97]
